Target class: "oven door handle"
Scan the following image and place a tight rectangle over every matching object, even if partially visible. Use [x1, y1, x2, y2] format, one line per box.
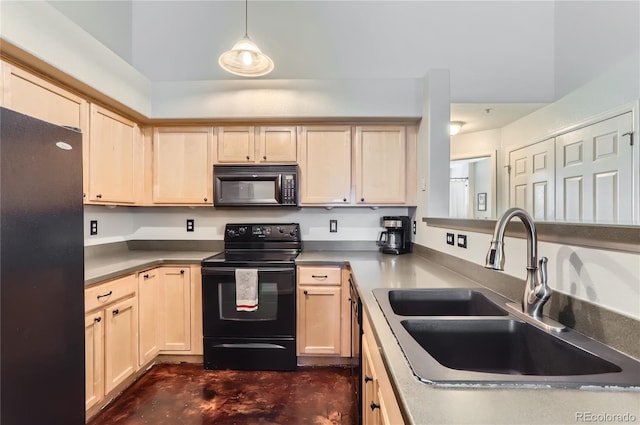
[213, 343, 288, 350]
[202, 267, 293, 275]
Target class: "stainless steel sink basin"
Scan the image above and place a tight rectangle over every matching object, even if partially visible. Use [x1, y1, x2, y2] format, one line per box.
[372, 288, 640, 388]
[402, 319, 621, 376]
[388, 289, 508, 316]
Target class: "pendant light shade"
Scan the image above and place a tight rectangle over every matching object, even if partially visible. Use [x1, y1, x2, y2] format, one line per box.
[219, 0, 273, 77]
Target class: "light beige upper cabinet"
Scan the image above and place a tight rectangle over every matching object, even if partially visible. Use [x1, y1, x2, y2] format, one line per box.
[354, 125, 408, 204]
[216, 126, 255, 163]
[1, 61, 90, 197]
[216, 126, 297, 163]
[152, 127, 214, 204]
[88, 104, 138, 204]
[256, 126, 297, 162]
[298, 126, 352, 204]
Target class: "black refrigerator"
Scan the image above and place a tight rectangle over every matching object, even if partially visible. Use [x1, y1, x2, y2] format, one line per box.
[1, 107, 85, 424]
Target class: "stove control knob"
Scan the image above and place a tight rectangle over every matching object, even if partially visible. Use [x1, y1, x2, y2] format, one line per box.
[289, 229, 297, 237]
[238, 227, 247, 235]
[278, 227, 284, 234]
[226, 229, 237, 238]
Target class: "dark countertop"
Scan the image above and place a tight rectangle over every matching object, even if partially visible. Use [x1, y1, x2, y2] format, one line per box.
[85, 248, 640, 424]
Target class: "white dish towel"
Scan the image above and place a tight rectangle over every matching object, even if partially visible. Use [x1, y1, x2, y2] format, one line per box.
[235, 269, 259, 312]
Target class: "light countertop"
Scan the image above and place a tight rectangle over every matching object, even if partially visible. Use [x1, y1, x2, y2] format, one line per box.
[86, 249, 640, 424]
[296, 251, 640, 425]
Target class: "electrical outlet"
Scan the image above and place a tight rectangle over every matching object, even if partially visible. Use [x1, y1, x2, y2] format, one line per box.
[457, 234, 467, 248]
[413, 220, 416, 235]
[90, 220, 98, 236]
[446, 233, 454, 245]
[329, 219, 338, 233]
[186, 219, 195, 232]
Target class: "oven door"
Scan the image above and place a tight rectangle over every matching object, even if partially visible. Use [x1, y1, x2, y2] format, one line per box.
[202, 266, 295, 337]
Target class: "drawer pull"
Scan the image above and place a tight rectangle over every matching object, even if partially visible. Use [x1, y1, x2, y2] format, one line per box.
[112, 309, 120, 315]
[311, 275, 328, 279]
[364, 375, 373, 383]
[370, 402, 380, 411]
[143, 274, 149, 279]
[94, 317, 102, 323]
[180, 269, 185, 274]
[97, 290, 113, 300]
[303, 290, 308, 295]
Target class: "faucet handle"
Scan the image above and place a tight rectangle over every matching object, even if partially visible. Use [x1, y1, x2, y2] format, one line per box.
[536, 257, 552, 302]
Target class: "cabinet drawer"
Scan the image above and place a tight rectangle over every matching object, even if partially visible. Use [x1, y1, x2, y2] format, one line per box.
[298, 267, 341, 285]
[85, 274, 137, 313]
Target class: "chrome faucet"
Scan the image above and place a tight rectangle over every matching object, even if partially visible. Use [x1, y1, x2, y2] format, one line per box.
[485, 207, 552, 319]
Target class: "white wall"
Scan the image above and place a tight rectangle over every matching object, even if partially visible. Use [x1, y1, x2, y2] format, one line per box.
[84, 205, 409, 247]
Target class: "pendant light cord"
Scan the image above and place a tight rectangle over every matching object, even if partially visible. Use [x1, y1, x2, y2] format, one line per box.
[244, 0, 248, 37]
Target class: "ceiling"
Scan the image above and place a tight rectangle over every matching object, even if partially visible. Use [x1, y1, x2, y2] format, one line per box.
[45, 1, 637, 132]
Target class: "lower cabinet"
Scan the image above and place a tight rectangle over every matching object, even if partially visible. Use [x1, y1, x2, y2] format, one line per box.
[296, 266, 351, 358]
[362, 312, 404, 425]
[84, 273, 138, 410]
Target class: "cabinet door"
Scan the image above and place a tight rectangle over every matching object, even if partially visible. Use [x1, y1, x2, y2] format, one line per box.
[138, 269, 160, 365]
[85, 311, 104, 411]
[159, 267, 191, 351]
[217, 126, 255, 162]
[153, 127, 213, 204]
[299, 126, 352, 204]
[256, 126, 297, 162]
[104, 296, 138, 394]
[355, 126, 406, 204]
[1, 61, 90, 198]
[89, 104, 137, 203]
[362, 341, 380, 425]
[297, 285, 342, 355]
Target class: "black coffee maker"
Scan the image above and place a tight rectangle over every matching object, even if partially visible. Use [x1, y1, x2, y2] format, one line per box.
[377, 216, 412, 254]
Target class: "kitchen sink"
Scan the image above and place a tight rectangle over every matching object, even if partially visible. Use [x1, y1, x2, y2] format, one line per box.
[387, 289, 508, 316]
[372, 288, 640, 388]
[401, 319, 621, 376]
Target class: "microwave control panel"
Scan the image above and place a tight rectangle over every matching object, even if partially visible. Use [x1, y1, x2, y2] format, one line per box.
[281, 174, 297, 205]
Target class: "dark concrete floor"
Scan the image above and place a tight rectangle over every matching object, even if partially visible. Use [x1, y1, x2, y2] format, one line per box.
[89, 363, 356, 425]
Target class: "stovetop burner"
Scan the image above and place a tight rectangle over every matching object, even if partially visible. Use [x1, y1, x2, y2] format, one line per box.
[201, 223, 302, 268]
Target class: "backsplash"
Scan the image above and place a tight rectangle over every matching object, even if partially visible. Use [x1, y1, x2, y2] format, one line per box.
[84, 205, 411, 245]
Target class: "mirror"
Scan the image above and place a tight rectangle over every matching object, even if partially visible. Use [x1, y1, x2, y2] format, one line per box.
[449, 154, 495, 219]
[447, 2, 639, 226]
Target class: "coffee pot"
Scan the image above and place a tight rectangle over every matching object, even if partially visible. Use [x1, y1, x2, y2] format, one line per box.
[377, 216, 411, 255]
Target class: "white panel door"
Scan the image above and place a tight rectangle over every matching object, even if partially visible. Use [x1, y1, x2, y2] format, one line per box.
[508, 138, 555, 220]
[555, 113, 633, 223]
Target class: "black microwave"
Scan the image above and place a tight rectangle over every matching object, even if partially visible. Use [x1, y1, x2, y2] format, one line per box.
[213, 164, 298, 207]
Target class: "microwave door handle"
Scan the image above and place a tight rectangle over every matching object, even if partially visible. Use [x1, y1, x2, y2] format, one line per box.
[274, 174, 283, 203]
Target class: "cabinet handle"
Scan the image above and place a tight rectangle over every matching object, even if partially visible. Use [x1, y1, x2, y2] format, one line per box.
[360, 197, 365, 202]
[96, 194, 103, 199]
[143, 274, 149, 279]
[311, 275, 328, 279]
[370, 402, 380, 411]
[364, 375, 373, 383]
[112, 309, 119, 315]
[263, 155, 267, 160]
[180, 269, 185, 274]
[246, 155, 250, 160]
[343, 198, 347, 202]
[94, 317, 102, 323]
[97, 290, 112, 300]
[204, 197, 208, 202]
[83, 193, 86, 198]
[303, 290, 308, 295]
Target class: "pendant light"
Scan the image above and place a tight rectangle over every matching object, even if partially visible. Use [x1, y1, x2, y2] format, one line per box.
[218, 0, 274, 77]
